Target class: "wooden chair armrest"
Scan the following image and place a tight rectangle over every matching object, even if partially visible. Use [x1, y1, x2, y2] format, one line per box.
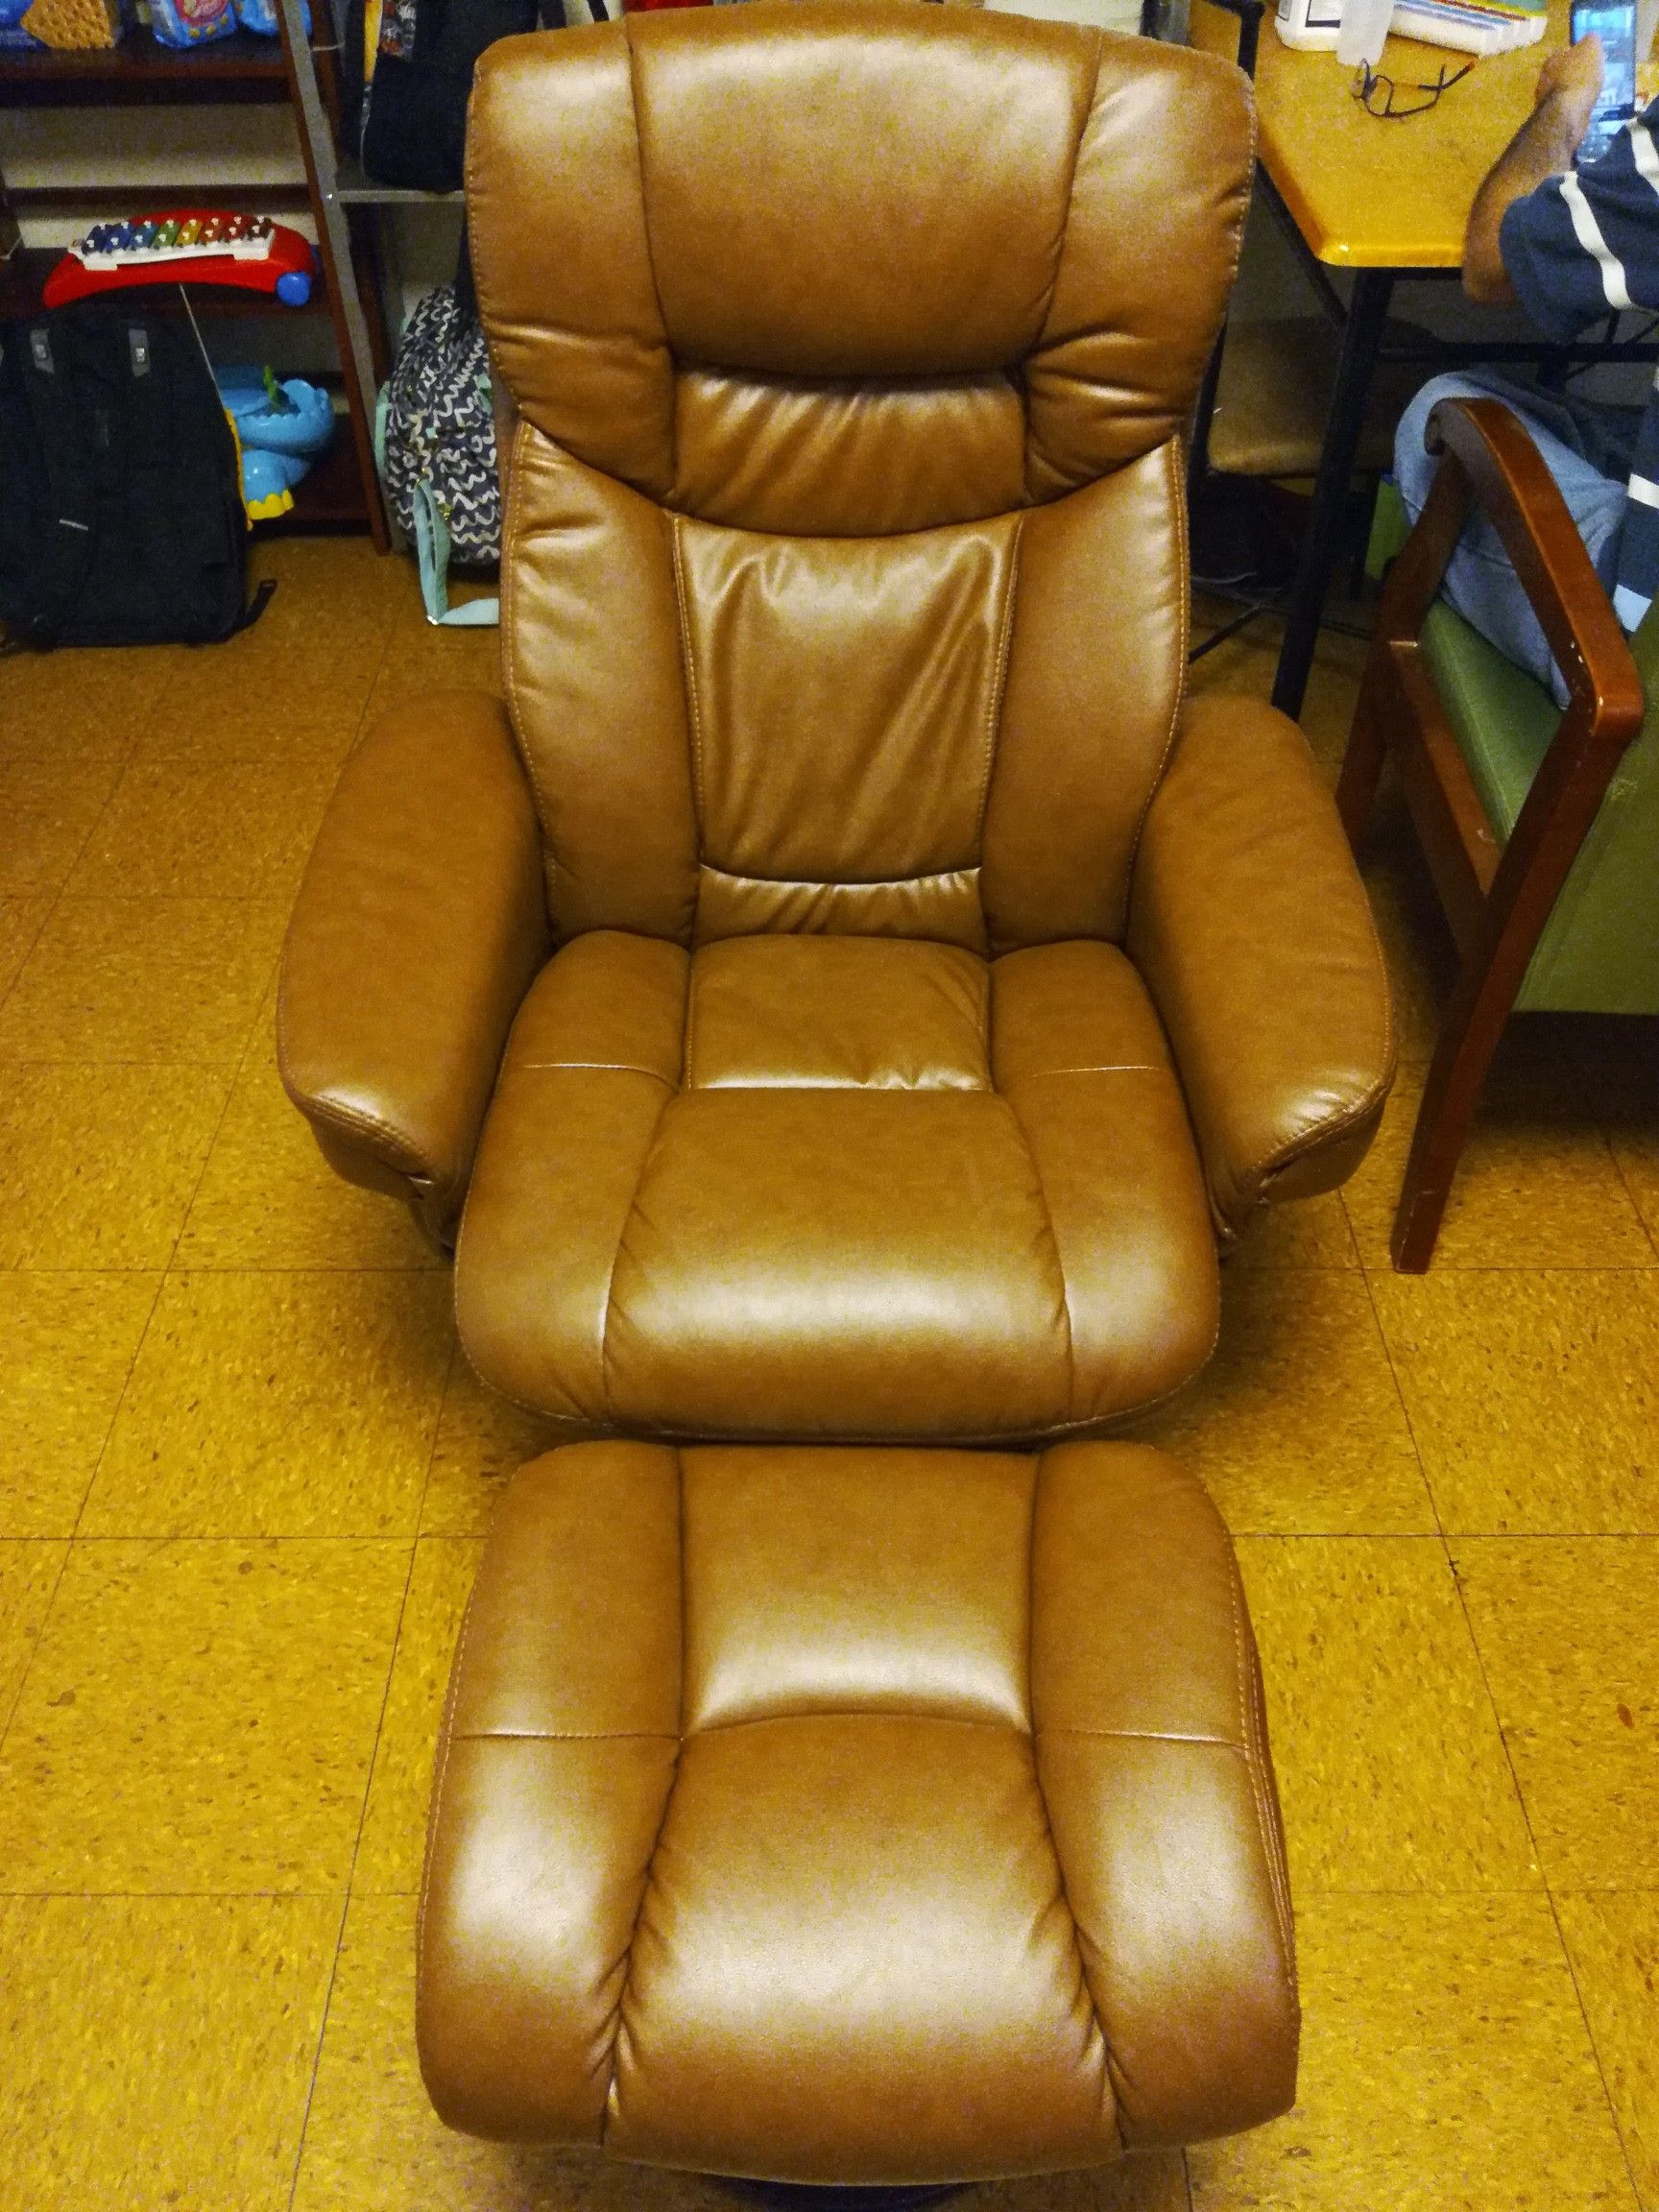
[1377, 395, 1645, 752]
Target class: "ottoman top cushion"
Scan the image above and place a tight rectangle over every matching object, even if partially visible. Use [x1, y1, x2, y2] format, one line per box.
[418, 1439, 1297, 2185]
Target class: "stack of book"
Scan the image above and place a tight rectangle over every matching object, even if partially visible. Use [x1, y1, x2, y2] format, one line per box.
[1386, 0, 1546, 53]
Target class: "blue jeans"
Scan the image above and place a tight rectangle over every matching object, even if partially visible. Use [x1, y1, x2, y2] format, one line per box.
[1394, 371, 1635, 707]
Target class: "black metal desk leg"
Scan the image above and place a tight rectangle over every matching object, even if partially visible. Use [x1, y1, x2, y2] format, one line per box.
[1270, 267, 1395, 719]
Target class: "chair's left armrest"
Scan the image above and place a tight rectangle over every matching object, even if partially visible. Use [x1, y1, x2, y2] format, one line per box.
[278, 689, 549, 1249]
[1128, 693, 1396, 1240]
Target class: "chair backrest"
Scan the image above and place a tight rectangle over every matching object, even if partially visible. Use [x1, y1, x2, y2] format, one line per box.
[1518, 596, 1659, 1014]
[467, 1, 1254, 953]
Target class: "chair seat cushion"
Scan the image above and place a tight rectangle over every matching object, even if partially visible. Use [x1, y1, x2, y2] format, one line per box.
[1418, 597, 1559, 842]
[454, 930, 1218, 1442]
[416, 1438, 1300, 2181]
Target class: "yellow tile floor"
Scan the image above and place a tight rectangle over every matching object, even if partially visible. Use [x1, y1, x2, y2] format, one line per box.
[1, 540, 1656, 2211]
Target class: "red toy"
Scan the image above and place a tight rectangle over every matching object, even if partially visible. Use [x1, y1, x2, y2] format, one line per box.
[42, 211, 317, 310]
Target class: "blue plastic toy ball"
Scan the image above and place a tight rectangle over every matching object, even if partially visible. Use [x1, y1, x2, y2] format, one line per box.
[276, 269, 313, 307]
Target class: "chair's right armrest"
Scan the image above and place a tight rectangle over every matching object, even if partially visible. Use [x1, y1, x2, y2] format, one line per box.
[277, 689, 549, 1249]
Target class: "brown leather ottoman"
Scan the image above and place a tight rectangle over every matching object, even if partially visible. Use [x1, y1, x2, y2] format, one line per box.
[417, 1440, 1298, 2188]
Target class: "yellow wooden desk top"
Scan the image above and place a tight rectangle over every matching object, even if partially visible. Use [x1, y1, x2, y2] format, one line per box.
[1190, 0, 1570, 268]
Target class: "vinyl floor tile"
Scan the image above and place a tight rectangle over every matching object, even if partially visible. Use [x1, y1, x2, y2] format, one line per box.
[419, 1352, 559, 1537]
[177, 1001, 441, 1269]
[0, 1272, 161, 1536]
[0, 1891, 341, 2212]
[1, 642, 174, 761]
[0, 1542, 65, 1731]
[1187, 1893, 1638, 2211]
[146, 636, 381, 768]
[0, 1060, 231, 1268]
[1130, 1267, 1433, 1535]
[83, 1270, 453, 1539]
[0, 752, 123, 897]
[1234, 1536, 1537, 1894]
[292, 1895, 1188, 2212]
[66, 752, 342, 902]
[1452, 1539, 1659, 1889]
[290, 1896, 728, 2212]
[0, 896, 284, 1064]
[360, 624, 505, 728]
[1371, 1272, 1659, 1533]
[1602, 1080, 1659, 1264]
[1344, 1061, 1655, 1270]
[0, 896, 51, 1005]
[1228, 1190, 1358, 1269]
[353, 1537, 481, 1894]
[0, 1537, 408, 1892]
[1557, 1892, 1659, 2212]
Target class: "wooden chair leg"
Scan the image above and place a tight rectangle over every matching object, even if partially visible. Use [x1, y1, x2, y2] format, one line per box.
[1390, 946, 1518, 1271]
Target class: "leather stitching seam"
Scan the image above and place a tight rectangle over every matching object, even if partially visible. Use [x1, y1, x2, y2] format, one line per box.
[299, 1093, 431, 1183]
[1022, 32, 1103, 502]
[1027, 1455, 1123, 2148]
[696, 861, 981, 895]
[622, 15, 678, 493]
[669, 513, 707, 872]
[601, 1446, 685, 2147]
[998, 1086, 1076, 1424]
[414, 1567, 484, 2013]
[1227, 1557, 1296, 1984]
[1037, 1724, 1244, 1747]
[1121, 437, 1192, 911]
[454, 1728, 679, 1743]
[514, 1060, 676, 1081]
[597, 1080, 679, 1428]
[1036, 31, 1101, 344]
[681, 943, 697, 1090]
[498, 418, 562, 919]
[975, 513, 1025, 863]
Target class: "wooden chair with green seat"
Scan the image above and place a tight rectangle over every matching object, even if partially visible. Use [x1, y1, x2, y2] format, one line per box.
[1337, 393, 1654, 1271]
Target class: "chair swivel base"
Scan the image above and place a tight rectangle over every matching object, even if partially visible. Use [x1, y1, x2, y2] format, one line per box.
[417, 1438, 1300, 2185]
[720, 2182, 964, 2210]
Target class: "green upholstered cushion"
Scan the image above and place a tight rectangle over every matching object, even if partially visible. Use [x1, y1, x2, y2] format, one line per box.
[1416, 599, 1659, 1015]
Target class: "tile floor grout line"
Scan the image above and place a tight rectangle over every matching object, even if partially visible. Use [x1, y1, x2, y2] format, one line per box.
[0, 686, 140, 1039]
[0, 1537, 76, 1759]
[1341, 1238, 1635, 2194]
[0, 930, 293, 1743]
[1603, 1126, 1659, 1268]
[283, 1310, 456, 2210]
[0, 898, 56, 1031]
[1355, 1247, 1449, 1548]
[1442, 1539, 1649, 2210]
[56, 947, 278, 1553]
[280, 1541, 421, 2212]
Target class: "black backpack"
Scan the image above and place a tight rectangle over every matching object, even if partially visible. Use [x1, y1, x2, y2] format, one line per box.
[0, 301, 263, 650]
[351, 0, 601, 195]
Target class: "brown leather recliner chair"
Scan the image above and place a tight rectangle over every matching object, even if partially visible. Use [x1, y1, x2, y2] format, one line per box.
[279, 2, 1394, 1449]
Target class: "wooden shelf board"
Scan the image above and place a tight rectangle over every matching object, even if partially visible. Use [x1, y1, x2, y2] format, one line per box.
[0, 27, 299, 104]
[4, 180, 313, 210]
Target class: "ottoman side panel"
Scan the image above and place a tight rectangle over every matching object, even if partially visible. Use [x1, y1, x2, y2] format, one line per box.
[1031, 1443, 1298, 2148]
[418, 1442, 685, 2141]
[419, 1735, 680, 2140]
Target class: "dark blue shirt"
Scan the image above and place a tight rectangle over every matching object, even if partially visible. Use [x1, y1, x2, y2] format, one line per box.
[1501, 101, 1659, 632]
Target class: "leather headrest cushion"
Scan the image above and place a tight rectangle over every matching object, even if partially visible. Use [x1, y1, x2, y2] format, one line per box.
[468, 1, 1254, 507]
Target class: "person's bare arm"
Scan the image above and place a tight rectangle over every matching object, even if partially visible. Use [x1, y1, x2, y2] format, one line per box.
[1463, 36, 1605, 301]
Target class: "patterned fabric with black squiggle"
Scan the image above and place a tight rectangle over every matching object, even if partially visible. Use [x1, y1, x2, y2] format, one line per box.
[379, 282, 500, 564]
